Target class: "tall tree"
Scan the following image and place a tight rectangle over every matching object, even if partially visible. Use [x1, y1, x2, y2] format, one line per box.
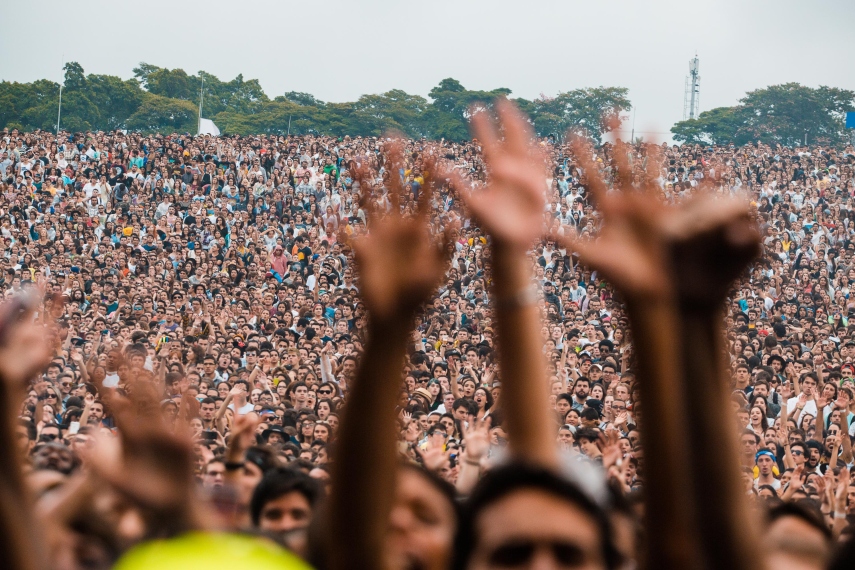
[671, 83, 855, 147]
[671, 107, 745, 145]
[125, 94, 198, 133]
[519, 87, 632, 140]
[738, 83, 854, 146]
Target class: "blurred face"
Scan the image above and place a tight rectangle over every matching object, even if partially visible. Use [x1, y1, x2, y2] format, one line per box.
[388, 468, 456, 570]
[203, 461, 225, 488]
[258, 491, 313, 534]
[467, 489, 605, 570]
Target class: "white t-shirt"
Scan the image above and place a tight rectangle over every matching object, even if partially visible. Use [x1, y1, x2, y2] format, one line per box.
[755, 477, 781, 490]
[786, 396, 817, 424]
[228, 401, 255, 416]
[103, 371, 120, 388]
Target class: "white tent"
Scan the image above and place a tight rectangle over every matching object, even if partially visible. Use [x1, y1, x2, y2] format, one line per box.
[198, 118, 220, 136]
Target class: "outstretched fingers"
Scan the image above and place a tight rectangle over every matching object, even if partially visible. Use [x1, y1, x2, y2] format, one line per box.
[470, 108, 501, 165]
[354, 161, 379, 224]
[570, 138, 613, 215]
[495, 98, 534, 158]
[416, 155, 438, 224]
[384, 138, 406, 214]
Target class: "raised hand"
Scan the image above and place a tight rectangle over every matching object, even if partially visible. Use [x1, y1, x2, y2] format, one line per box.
[351, 141, 453, 323]
[0, 292, 56, 392]
[454, 99, 548, 250]
[461, 417, 491, 463]
[554, 140, 759, 304]
[834, 466, 850, 513]
[85, 378, 197, 518]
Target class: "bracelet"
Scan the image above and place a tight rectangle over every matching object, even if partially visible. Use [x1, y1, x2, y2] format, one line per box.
[835, 511, 846, 520]
[494, 285, 539, 310]
[224, 461, 245, 471]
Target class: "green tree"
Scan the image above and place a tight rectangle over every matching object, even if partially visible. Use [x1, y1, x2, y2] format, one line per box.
[426, 78, 512, 140]
[345, 90, 431, 137]
[134, 64, 195, 101]
[126, 94, 198, 133]
[0, 80, 60, 131]
[738, 83, 854, 146]
[63, 62, 87, 91]
[277, 92, 325, 107]
[671, 84, 855, 147]
[85, 75, 145, 130]
[521, 87, 632, 140]
[671, 106, 745, 145]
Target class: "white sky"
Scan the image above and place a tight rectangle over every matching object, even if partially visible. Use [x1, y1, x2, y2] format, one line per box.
[2, 0, 854, 142]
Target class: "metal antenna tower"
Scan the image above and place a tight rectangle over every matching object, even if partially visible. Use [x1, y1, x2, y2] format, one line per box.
[682, 54, 701, 120]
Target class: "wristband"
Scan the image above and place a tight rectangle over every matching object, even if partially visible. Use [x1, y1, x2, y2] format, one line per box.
[835, 512, 846, 520]
[224, 461, 245, 471]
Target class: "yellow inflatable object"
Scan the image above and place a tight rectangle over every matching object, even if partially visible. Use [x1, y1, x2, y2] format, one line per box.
[114, 532, 313, 570]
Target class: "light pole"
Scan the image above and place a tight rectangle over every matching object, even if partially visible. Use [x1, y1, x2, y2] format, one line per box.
[198, 77, 205, 135]
[56, 54, 64, 135]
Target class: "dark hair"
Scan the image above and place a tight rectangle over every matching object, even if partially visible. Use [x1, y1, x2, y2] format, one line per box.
[17, 419, 36, 441]
[766, 500, 831, 540]
[575, 427, 600, 444]
[453, 398, 476, 415]
[453, 462, 616, 570]
[790, 441, 808, 457]
[250, 467, 324, 526]
[580, 407, 601, 422]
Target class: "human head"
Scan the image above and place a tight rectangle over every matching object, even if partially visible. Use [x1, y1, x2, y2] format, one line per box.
[455, 462, 614, 570]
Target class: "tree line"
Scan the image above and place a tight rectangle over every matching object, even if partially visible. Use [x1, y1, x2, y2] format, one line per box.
[0, 62, 631, 141]
[1, 62, 852, 146]
[671, 83, 855, 147]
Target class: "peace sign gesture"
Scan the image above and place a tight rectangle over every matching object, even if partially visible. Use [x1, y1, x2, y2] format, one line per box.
[351, 140, 455, 323]
[554, 139, 759, 304]
[452, 99, 549, 251]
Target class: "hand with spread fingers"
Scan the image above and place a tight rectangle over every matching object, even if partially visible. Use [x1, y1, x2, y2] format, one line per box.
[554, 140, 759, 304]
[85, 378, 199, 529]
[454, 98, 549, 251]
[351, 140, 453, 323]
[0, 291, 58, 393]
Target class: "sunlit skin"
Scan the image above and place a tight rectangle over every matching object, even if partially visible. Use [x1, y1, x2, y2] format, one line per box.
[468, 489, 606, 570]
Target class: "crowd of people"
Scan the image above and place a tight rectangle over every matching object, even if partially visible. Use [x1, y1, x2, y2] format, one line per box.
[2, 100, 855, 570]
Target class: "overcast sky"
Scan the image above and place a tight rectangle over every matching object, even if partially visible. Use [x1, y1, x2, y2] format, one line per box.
[2, 0, 854, 141]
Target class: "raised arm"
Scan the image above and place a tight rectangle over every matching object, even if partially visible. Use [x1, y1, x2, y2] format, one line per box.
[0, 294, 57, 570]
[455, 100, 557, 468]
[555, 140, 762, 570]
[328, 145, 452, 570]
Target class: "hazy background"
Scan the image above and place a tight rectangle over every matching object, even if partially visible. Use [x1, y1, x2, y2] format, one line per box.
[2, 0, 854, 142]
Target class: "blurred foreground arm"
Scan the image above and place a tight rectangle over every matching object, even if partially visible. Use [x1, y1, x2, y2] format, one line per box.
[328, 145, 452, 570]
[458, 100, 557, 468]
[0, 294, 57, 570]
[556, 140, 761, 570]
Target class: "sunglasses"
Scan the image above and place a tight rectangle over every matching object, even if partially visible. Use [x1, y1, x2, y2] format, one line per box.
[488, 541, 589, 566]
